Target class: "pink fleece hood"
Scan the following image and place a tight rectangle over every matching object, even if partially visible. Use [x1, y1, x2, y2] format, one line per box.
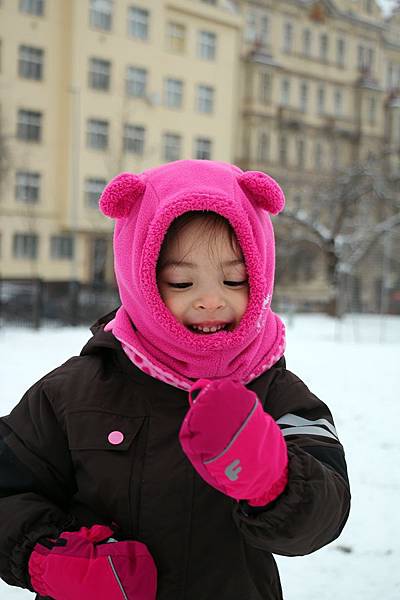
[99, 160, 286, 390]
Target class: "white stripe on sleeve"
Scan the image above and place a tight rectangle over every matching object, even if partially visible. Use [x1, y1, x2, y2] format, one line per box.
[277, 413, 339, 441]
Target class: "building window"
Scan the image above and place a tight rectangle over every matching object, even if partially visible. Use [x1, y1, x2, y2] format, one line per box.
[128, 6, 149, 40]
[13, 233, 38, 259]
[17, 109, 42, 142]
[91, 238, 107, 284]
[368, 96, 376, 125]
[196, 84, 214, 113]
[123, 124, 145, 154]
[89, 0, 112, 31]
[50, 235, 74, 260]
[198, 31, 216, 60]
[315, 141, 323, 170]
[334, 89, 343, 116]
[280, 78, 290, 106]
[300, 81, 308, 113]
[260, 14, 269, 44]
[358, 45, 374, 73]
[302, 28, 311, 56]
[167, 22, 186, 53]
[245, 10, 257, 43]
[18, 46, 44, 80]
[365, 0, 373, 14]
[259, 71, 272, 104]
[317, 85, 325, 114]
[320, 33, 328, 62]
[85, 178, 107, 207]
[279, 135, 288, 165]
[86, 119, 109, 150]
[331, 141, 341, 170]
[336, 38, 345, 67]
[88, 58, 111, 90]
[296, 138, 306, 169]
[19, 0, 44, 16]
[15, 171, 40, 203]
[163, 133, 181, 162]
[283, 22, 293, 53]
[126, 66, 147, 97]
[387, 62, 393, 89]
[195, 137, 212, 160]
[257, 132, 269, 162]
[164, 78, 183, 108]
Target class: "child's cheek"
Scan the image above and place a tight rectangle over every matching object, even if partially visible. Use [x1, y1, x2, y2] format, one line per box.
[160, 291, 185, 321]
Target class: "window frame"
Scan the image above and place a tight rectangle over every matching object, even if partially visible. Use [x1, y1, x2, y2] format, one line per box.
[86, 119, 109, 150]
[198, 30, 217, 60]
[194, 137, 212, 160]
[128, 5, 150, 40]
[163, 132, 182, 162]
[13, 233, 39, 259]
[88, 57, 111, 91]
[164, 78, 184, 109]
[89, 0, 113, 31]
[17, 109, 42, 142]
[196, 84, 214, 113]
[18, 45, 44, 80]
[123, 124, 145, 154]
[85, 177, 107, 207]
[15, 171, 41, 203]
[19, 0, 44, 17]
[126, 66, 148, 97]
[50, 235, 75, 260]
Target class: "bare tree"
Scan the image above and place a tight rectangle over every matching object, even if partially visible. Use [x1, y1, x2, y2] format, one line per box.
[277, 153, 400, 316]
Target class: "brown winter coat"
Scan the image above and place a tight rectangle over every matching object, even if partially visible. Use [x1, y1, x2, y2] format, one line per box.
[0, 313, 350, 599]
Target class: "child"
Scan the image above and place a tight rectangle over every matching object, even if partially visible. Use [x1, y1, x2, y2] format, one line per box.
[0, 160, 350, 600]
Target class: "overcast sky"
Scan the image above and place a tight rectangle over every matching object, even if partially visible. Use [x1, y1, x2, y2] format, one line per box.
[376, 0, 397, 15]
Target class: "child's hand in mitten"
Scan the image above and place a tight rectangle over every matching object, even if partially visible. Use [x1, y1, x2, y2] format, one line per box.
[28, 524, 157, 600]
[179, 379, 288, 506]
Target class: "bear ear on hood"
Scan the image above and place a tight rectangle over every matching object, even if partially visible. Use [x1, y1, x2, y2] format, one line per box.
[99, 172, 146, 218]
[238, 171, 285, 216]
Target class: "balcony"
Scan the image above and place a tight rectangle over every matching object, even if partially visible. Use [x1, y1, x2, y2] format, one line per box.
[321, 115, 359, 141]
[277, 105, 305, 130]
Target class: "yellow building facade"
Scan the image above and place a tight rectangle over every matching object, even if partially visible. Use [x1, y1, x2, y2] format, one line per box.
[0, 0, 241, 285]
[237, 0, 400, 310]
[0, 0, 399, 311]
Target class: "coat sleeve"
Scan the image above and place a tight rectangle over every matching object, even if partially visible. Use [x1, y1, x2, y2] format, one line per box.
[233, 366, 351, 557]
[0, 379, 80, 591]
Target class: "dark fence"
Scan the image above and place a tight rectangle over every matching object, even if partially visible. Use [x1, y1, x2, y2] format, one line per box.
[0, 279, 120, 328]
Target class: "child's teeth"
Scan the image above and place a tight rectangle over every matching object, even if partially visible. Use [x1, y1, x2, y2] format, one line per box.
[192, 324, 225, 332]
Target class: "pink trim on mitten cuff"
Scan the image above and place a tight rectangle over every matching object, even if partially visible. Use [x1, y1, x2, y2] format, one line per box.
[247, 464, 289, 507]
[28, 550, 49, 597]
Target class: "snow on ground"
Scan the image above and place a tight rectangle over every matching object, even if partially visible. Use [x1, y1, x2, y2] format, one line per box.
[0, 314, 399, 599]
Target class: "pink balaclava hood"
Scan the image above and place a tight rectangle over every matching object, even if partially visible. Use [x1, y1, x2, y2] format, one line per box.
[99, 159, 286, 391]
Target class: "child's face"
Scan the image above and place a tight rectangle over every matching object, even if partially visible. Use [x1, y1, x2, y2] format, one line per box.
[157, 220, 249, 334]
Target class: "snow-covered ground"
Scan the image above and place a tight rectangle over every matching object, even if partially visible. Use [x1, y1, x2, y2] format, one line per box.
[0, 314, 399, 599]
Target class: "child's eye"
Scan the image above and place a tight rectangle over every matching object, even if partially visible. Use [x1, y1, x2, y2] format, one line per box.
[224, 280, 248, 287]
[168, 283, 192, 289]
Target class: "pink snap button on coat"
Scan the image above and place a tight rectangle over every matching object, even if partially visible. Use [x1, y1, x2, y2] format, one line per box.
[108, 431, 124, 445]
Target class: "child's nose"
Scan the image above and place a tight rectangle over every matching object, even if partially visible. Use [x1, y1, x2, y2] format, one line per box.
[194, 292, 226, 311]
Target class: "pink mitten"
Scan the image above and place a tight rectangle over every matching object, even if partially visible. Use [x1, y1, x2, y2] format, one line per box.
[28, 524, 157, 600]
[179, 379, 288, 506]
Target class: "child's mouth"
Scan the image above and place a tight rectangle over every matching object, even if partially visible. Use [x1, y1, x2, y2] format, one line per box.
[187, 323, 232, 334]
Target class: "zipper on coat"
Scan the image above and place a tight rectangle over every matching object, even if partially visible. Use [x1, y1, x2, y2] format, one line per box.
[129, 416, 149, 537]
[107, 555, 129, 600]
